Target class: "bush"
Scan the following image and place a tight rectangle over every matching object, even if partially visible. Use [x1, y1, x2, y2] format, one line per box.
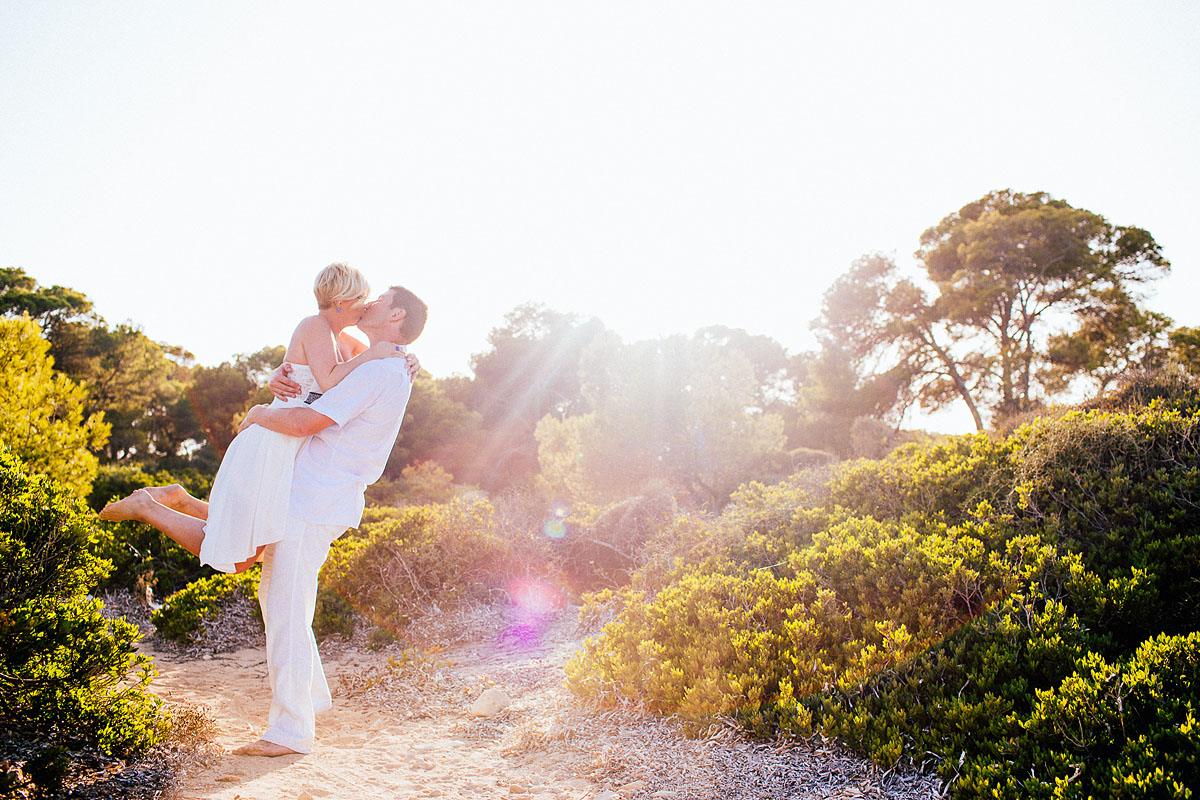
[364, 460, 463, 508]
[0, 316, 109, 498]
[825, 433, 1014, 524]
[321, 497, 515, 633]
[568, 405, 1200, 797]
[151, 569, 260, 645]
[558, 494, 677, 590]
[0, 448, 166, 797]
[87, 463, 215, 596]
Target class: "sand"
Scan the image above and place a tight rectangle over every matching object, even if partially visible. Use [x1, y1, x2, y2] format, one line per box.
[147, 608, 939, 800]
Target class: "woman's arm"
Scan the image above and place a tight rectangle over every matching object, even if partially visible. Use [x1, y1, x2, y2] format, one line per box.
[295, 317, 403, 392]
[342, 329, 421, 380]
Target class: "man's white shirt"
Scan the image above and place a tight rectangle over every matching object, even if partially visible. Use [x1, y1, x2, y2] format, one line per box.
[287, 358, 413, 528]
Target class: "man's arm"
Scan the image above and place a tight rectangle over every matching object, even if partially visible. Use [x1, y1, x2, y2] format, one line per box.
[239, 404, 335, 437]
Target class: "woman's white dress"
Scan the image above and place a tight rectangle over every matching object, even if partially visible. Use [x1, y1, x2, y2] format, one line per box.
[198, 364, 319, 573]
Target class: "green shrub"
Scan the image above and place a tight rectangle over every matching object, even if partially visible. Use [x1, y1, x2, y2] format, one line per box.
[825, 433, 1014, 524]
[151, 569, 260, 645]
[87, 463, 215, 596]
[0, 448, 166, 797]
[1010, 409, 1200, 643]
[322, 497, 515, 632]
[568, 405, 1200, 797]
[557, 494, 677, 590]
[313, 588, 358, 640]
[944, 631, 1200, 798]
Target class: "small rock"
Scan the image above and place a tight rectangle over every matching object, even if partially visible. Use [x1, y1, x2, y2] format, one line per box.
[202, 654, 213, 661]
[407, 754, 434, 770]
[508, 784, 527, 793]
[297, 792, 314, 800]
[468, 687, 511, 717]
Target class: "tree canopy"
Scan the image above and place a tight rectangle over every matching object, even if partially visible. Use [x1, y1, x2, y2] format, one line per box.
[813, 190, 1171, 429]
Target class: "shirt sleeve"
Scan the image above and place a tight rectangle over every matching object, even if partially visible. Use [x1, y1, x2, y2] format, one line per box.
[306, 360, 394, 427]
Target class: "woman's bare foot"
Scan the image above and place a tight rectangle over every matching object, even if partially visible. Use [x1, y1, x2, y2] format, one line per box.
[143, 483, 186, 507]
[231, 739, 301, 757]
[98, 489, 156, 522]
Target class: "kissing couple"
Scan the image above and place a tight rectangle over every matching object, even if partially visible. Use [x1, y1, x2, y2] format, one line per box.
[102, 262, 426, 756]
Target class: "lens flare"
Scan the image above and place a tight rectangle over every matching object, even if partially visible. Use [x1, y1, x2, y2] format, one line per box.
[502, 578, 563, 649]
[542, 503, 570, 539]
[508, 578, 561, 616]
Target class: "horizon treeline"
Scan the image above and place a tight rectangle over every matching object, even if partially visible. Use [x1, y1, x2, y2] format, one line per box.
[3, 189, 1198, 509]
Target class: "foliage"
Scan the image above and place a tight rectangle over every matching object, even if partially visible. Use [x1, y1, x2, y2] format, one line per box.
[1169, 326, 1200, 375]
[462, 304, 607, 490]
[365, 461, 466, 508]
[47, 319, 195, 464]
[0, 266, 93, 335]
[558, 331, 788, 506]
[813, 191, 1171, 429]
[321, 497, 516, 632]
[87, 464, 215, 596]
[568, 402, 1200, 797]
[556, 494, 678, 591]
[385, 371, 484, 479]
[0, 315, 110, 497]
[0, 448, 165, 797]
[792, 335, 911, 457]
[151, 569, 260, 645]
[1080, 366, 1200, 416]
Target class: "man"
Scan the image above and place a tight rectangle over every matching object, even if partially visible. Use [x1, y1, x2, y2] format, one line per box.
[101, 285, 428, 756]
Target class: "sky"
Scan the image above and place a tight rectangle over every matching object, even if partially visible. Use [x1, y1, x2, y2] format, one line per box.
[3, 1, 1199, 432]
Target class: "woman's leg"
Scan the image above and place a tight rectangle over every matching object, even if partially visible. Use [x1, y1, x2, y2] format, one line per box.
[142, 483, 210, 520]
[99, 489, 208, 557]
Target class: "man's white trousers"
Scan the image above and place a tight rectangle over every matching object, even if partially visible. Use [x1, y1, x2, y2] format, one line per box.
[257, 516, 346, 754]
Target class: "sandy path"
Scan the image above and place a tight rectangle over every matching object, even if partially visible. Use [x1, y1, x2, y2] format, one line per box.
[150, 611, 619, 800]
[148, 609, 938, 800]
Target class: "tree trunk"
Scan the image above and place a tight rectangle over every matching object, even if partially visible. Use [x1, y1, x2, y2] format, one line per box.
[927, 335, 985, 431]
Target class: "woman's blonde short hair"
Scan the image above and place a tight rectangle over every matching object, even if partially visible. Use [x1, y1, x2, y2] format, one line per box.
[313, 262, 370, 310]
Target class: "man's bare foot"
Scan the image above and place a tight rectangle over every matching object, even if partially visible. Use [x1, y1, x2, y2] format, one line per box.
[231, 739, 301, 757]
[98, 489, 155, 522]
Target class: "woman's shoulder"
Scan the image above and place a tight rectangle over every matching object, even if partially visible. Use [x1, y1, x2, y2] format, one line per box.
[291, 314, 332, 340]
[293, 314, 329, 332]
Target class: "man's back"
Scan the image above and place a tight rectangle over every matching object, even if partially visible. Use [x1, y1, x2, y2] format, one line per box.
[288, 358, 412, 527]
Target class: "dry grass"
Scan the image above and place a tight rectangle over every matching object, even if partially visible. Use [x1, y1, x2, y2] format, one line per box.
[337, 603, 941, 800]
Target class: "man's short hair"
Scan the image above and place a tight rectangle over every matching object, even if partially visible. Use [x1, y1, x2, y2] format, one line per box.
[313, 262, 370, 310]
[388, 286, 428, 344]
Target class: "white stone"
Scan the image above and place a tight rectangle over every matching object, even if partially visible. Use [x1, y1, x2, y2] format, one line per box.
[468, 687, 511, 717]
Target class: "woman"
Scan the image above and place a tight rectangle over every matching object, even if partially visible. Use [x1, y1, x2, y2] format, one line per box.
[100, 262, 418, 571]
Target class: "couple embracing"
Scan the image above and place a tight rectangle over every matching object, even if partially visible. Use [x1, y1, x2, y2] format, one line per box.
[101, 263, 427, 756]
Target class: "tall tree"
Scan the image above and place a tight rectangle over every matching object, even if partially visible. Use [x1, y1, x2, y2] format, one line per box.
[47, 321, 191, 462]
[384, 371, 484, 479]
[558, 331, 787, 506]
[814, 253, 987, 430]
[1044, 289, 1172, 394]
[0, 267, 94, 336]
[918, 189, 1169, 417]
[464, 304, 605, 489]
[814, 191, 1170, 429]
